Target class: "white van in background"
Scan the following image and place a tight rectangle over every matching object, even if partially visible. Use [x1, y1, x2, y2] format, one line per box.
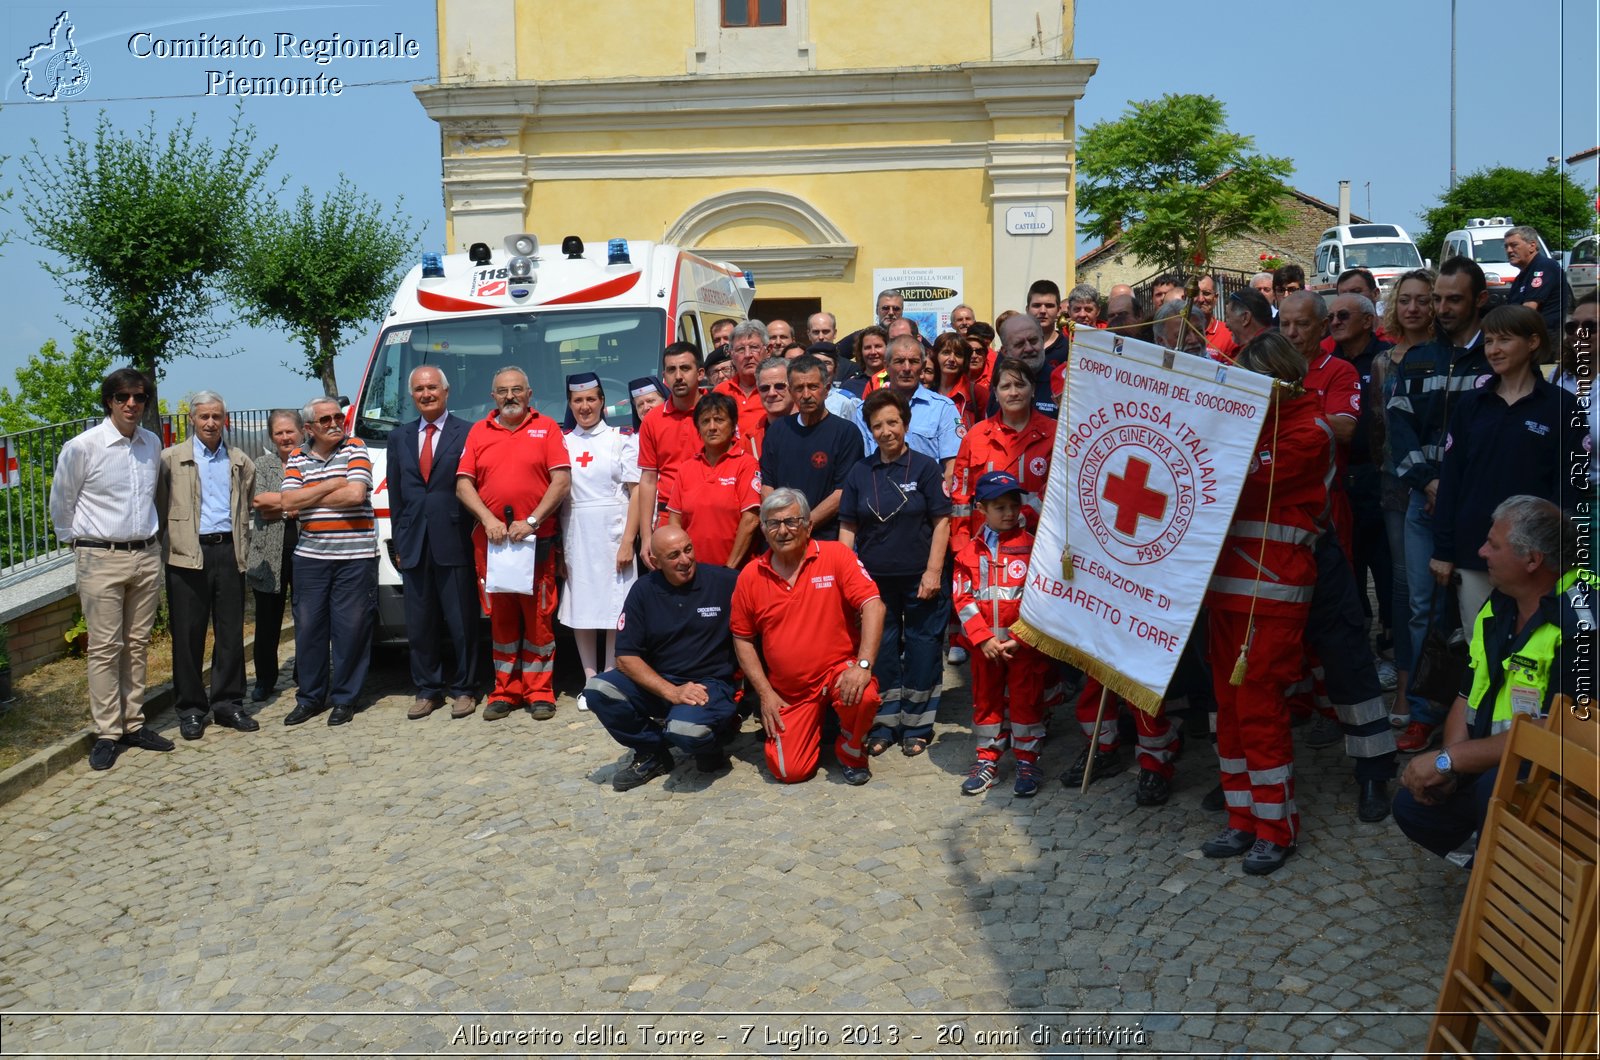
[348, 233, 754, 640]
[1310, 224, 1426, 299]
[1439, 217, 1554, 299]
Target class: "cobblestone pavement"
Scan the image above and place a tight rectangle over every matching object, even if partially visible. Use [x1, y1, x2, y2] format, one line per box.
[0, 645, 1465, 1058]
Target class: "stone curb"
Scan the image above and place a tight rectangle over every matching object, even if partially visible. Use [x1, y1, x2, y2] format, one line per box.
[0, 622, 295, 809]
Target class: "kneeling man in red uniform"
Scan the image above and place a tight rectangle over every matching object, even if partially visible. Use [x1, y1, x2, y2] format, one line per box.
[731, 487, 887, 785]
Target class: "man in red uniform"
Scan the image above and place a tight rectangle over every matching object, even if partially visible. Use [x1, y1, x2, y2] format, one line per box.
[1197, 275, 1239, 360]
[1202, 332, 1331, 875]
[713, 321, 769, 440]
[953, 472, 1054, 797]
[636, 342, 705, 553]
[456, 367, 572, 720]
[731, 487, 887, 785]
[1281, 291, 1360, 558]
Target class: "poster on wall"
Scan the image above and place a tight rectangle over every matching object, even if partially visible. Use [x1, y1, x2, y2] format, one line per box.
[872, 267, 963, 338]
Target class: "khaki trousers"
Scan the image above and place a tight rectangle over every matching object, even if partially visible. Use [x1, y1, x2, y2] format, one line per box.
[76, 546, 162, 738]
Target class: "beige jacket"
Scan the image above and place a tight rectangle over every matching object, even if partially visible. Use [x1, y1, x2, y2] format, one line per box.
[157, 438, 255, 572]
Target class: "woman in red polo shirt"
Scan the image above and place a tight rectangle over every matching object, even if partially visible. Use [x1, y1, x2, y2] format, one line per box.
[665, 391, 761, 568]
[931, 331, 977, 427]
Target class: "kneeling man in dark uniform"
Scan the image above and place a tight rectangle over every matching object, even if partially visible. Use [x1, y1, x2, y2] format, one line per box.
[582, 525, 741, 791]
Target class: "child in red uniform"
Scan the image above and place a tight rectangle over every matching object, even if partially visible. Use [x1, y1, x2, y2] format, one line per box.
[951, 471, 1054, 797]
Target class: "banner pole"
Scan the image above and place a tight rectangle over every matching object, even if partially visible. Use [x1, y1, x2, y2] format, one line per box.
[1080, 685, 1111, 794]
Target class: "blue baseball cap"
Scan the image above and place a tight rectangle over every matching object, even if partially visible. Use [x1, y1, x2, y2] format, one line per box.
[974, 470, 1024, 503]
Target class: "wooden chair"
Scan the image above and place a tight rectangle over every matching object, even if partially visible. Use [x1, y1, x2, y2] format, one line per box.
[1427, 700, 1600, 1058]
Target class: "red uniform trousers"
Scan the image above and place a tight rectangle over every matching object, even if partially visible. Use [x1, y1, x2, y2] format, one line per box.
[1073, 676, 1181, 778]
[969, 639, 1051, 764]
[766, 660, 880, 784]
[487, 562, 558, 704]
[1209, 609, 1301, 847]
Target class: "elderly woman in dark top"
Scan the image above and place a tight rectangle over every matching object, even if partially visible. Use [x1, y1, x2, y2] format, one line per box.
[839, 387, 952, 757]
[246, 409, 303, 701]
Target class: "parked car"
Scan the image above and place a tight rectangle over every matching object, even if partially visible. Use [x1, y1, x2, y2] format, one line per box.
[1310, 224, 1425, 298]
[1568, 233, 1598, 304]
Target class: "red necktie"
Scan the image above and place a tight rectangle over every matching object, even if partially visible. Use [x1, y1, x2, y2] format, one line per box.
[420, 422, 437, 482]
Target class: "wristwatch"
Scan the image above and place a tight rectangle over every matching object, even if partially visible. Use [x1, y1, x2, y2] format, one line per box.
[856, 658, 871, 670]
[1434, 749, 1453, 776]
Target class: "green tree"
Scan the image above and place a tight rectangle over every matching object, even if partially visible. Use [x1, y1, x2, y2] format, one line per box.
[228, 178, 414, 397]
[1077, 94, 1294, 272]
[18, 109, 275, 400]
[0, 334, 112, 433]
[1416, 165, 1595, 262]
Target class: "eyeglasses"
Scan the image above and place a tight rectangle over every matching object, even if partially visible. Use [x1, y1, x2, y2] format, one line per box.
[111, 391, 148, 405]
[757, 382, 788, 393]
[763, 517, 805, 531]
[1329, 310, 1358, 323]
[1565, 320, 1595, 336]
[492, 386, 528, 397]
[313, 414, 341, 427]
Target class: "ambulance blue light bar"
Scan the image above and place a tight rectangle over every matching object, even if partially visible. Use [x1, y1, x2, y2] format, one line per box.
[607, 238, 630, 265]
[421, 253, 444, 279]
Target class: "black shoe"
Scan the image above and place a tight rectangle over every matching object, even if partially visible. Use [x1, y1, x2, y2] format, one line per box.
[1201, 826, 1256, 858]
[613, 752, 672, 792]
[283, 702, 321, 726]
[118, 727, 175, 752]
[250, 685, 271, 703]
[89, 738, 119, 771]
[1242, 838, 1296, 875]
[216, 710, 260, 733]
[483, 700, 518, 722]
[178, 715, 207, 741]
[1060, 744, 1125, 788]
[1201, 783, 1226, 812]
[328, 704, 355, 727]
[842, 766, 872, 786]
[1357, 779, 1391, 823]
[528, 701, 556, 721]
[1134, 768, 1171, 806]
[694, 749, 732, 773]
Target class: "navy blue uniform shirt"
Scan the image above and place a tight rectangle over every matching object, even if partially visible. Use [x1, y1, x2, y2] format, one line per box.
[615, 565, 739, 681]
[839, 447, 952, 578]
[1432, 373, 1590, 569]
[758, 412, 865, 541]
[1506, 252, 1574, 337]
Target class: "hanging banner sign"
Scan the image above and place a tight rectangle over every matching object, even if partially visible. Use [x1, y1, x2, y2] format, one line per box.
[1014, 328, 1274, 712]
[872, 266, 963, 338]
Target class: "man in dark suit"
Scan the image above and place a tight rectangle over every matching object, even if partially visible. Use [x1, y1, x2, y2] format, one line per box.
[387, 365, 482, 719]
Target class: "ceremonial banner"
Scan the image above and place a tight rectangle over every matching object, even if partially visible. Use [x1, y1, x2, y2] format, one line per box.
[1014, 329, 1274, 712]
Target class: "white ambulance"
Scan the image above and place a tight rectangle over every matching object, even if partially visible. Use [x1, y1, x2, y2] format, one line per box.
[349, 233, 753, 639]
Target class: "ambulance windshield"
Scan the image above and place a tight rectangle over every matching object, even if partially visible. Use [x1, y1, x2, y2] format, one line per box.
[356, 309, 666, 440]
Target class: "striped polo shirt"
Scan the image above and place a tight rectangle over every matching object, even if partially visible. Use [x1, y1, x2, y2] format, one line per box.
[281, 438, 377, 560]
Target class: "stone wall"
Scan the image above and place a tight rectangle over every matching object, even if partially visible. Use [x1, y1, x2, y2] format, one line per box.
[5, 593, 80, 677]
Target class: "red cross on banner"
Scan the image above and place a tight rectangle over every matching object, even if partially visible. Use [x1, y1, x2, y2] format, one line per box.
[1101, 455, 1167, 536]
[0, 439, 17, 489]
[575, 451, 594, 468]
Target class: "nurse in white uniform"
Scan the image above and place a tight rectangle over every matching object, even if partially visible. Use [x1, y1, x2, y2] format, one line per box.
[558, 372, 641, 680]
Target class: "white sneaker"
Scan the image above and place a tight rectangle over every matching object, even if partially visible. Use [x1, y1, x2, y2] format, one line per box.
[946, 646, 968, 665]
[1389, 712, 1410, 728]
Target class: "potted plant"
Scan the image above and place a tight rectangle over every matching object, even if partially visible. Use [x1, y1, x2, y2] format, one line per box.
[0, 623, 12, 704]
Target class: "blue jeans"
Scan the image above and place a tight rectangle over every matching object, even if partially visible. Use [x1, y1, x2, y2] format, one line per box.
[869, 574, 947, 744]
[1403, 492, 1445, 725]
[292, 556, 377, 710]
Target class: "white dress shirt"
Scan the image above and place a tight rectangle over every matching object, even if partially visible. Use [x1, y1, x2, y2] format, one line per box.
[417, 410, 450, 459]
[49, 418, 161, 542]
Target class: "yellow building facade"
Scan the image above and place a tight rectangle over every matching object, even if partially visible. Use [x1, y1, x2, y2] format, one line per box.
[417, 1, 1096, 328]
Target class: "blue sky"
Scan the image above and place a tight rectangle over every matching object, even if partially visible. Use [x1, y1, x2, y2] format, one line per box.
[0, 0, 1596, 416]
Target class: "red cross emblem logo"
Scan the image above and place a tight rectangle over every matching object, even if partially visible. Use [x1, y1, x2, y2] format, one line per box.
[575, 451, 594, 468]
[1101, 456, 1168, 536]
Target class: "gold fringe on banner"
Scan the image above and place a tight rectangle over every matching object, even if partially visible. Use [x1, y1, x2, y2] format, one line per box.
[1011, 617, 1164, 716]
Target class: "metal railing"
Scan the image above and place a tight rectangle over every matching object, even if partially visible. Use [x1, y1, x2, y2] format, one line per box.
[1128, 266, 1255, 311]
[0, 410, 282, 579]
